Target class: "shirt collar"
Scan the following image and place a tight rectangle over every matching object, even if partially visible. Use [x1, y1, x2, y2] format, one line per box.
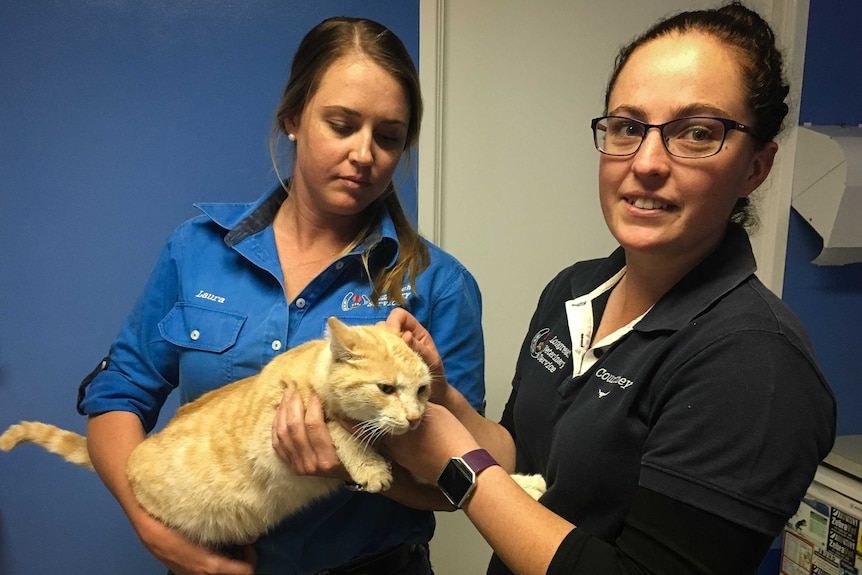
[355, 206, 401, 269]
[575, 224, 757, 333]
[194, 186, 400, 268]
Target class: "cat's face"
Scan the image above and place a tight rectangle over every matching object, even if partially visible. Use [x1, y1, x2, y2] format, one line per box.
[325, 320, 432, 441]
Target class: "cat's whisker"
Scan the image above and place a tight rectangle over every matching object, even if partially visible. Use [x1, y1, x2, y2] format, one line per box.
[366, 421, 397, 447]
[352, 421, 386, 451]
[351, 421, 374, 440]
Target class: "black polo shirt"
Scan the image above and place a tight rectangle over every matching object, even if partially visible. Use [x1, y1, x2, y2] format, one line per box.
[496, 224, 835, 571]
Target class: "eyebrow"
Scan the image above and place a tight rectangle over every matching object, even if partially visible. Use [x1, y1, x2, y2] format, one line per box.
[323, 105, 408, 127]
[608, 103, 733, 120]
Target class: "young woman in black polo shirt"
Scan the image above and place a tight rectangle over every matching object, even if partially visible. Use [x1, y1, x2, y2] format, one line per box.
[377, 3, 836, 574]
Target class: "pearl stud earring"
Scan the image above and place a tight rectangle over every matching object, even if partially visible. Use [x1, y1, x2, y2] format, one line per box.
[287, 133, 296, 142]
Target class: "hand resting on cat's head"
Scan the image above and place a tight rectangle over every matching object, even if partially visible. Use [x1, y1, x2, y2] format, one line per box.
[0, 317, 433, 547]
[381, 308, 548, 503]
[383, 307, 449, 402]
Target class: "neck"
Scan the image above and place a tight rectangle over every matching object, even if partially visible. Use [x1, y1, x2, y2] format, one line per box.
[274, 194, 362, 254]
[616, 263, 676, 316]
[620, 238, 717, 311]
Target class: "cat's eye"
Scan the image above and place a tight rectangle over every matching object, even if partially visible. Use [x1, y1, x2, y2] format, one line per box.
[418, 385, 430, 397]
[378, 383, 397, 395]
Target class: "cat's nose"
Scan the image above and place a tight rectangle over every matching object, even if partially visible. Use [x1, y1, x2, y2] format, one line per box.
[406, 413, 421, 429]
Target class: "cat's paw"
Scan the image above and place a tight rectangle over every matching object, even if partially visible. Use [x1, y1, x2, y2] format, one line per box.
[512, 473, 546, 500]
[349, 462, 393, 493]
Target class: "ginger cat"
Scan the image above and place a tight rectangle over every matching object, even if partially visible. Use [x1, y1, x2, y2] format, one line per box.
[0, 318, 433, 546]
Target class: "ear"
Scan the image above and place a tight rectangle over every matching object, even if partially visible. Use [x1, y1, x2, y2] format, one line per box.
[283, 116, 299, 139]
[326, 317, 356, 362]
[740, 141, 778, 198]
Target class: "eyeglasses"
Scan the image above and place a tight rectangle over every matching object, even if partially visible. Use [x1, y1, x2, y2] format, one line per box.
[591, 115, 761, 159]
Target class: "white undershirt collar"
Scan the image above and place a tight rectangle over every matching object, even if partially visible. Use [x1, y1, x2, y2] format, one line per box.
[565, 267, 652, 377]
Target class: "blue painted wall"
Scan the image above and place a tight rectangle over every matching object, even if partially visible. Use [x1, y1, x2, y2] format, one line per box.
[759, 3, 862, 574]
[783, 0, 862, 437]
[0, 2, 418, 574]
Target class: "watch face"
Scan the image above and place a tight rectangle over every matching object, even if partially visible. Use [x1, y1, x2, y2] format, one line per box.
[438, 457, 475, 508]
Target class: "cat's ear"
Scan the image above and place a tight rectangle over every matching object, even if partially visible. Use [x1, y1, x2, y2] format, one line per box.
[326, 317, 358, 362]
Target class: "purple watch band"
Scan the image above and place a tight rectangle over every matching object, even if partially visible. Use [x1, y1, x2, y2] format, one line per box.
[460, 448, 499, 476]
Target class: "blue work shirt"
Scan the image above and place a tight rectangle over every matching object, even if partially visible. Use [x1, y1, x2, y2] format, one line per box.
[79, 187, 485, 574]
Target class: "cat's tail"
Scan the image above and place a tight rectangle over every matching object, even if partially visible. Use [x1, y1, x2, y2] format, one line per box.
[0, 421, 93, 469]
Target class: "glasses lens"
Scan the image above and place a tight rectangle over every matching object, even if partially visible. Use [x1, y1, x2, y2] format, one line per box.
[663, 117, 725, 158]
[595, 117, 645, 156]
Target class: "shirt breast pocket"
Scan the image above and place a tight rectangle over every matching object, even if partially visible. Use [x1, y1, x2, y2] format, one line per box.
[159, 303, 246, 352]
[158, 303, 248, 399]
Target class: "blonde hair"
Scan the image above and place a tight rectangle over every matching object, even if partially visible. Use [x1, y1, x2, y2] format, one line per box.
[270, 17, 427, 305]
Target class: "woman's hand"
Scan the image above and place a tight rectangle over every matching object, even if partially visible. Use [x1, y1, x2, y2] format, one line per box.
[132, 510, 256, 575]
[381, 403, 481, 484]
[271, 382, 350, 480]
[384, 308, 518, 474]
[384, 308, 450, 403]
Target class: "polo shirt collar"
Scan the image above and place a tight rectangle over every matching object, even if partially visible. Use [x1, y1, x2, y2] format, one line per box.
[577, 224, 757, 333]
[643, 224, 756, 331]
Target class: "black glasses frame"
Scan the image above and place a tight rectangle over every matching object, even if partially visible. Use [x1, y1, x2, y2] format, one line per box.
[591, 115, 762, 159]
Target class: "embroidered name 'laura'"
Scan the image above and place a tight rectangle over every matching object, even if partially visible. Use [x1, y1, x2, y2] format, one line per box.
[196, 290, 226, 304]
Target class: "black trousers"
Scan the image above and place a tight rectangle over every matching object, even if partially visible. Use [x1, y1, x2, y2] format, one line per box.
[316, 543, 433, 575]
[167, 542, 434, 575]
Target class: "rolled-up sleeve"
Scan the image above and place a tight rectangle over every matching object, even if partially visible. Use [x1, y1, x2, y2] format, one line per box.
[78, 233, 181, 432]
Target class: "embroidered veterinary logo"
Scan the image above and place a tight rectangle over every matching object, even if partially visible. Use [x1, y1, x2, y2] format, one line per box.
[195, 290, 226, 304]
[340, 285, 413, 312]
[342, 292, 372, 311]
[530, 328, 571, 374]
[530, 328, 550, 357]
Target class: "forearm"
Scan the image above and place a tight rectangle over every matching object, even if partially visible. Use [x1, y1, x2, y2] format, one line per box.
[383, 402, 569, 573]
[439, 385, 516, 472]
[382, 463, 457, 511]
[463, 466, 574, 575]
[86, 411, 150, 525]
[87, 412, 256, 574]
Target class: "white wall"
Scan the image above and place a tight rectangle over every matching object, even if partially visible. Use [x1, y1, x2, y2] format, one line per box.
[419, 1, 807, 573]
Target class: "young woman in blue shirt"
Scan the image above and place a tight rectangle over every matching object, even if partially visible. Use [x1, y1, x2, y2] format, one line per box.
[78, 17, 485, 575]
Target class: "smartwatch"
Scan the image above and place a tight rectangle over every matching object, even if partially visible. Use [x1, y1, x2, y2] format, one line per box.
[436, 448, 499, 508]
